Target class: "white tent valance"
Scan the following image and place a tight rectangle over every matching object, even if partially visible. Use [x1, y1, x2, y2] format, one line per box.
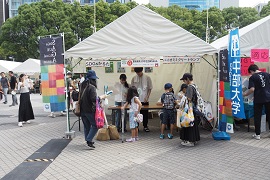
[211, 15, 270, 57]
[0, 60, 22, 73]
[65, 5, 217, 60]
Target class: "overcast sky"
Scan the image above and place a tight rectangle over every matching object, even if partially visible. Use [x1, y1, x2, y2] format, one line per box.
[239, 0, 269, 7]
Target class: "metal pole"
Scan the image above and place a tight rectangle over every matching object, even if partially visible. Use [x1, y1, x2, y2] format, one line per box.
[63, 32, 75, 139]
[93, 0, 96, 33]
[206, 0, 209, 43]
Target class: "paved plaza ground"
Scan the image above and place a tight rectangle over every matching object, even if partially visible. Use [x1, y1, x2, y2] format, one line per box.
[0, 94, 270, 179]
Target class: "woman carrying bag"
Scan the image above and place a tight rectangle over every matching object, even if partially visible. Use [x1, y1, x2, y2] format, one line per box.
[179, 73, 200, 147]
[80, 70, 106, 149]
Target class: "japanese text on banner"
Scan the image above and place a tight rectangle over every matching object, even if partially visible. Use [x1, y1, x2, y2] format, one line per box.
[228, 28, 245, 119]
[163, 56, 200, 64]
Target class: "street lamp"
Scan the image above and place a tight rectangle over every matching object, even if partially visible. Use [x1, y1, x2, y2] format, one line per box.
[206, 0, 209, 43]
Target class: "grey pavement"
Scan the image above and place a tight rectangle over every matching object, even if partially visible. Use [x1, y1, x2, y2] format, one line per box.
[1, 94, 270, 179]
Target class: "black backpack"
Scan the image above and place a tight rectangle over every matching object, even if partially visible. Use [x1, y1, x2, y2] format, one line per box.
[72, 90, 79, 101]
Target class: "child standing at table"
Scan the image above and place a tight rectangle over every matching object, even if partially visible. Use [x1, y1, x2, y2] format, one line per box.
[160, 83, 177, 139]
[122, 86, 142, 142]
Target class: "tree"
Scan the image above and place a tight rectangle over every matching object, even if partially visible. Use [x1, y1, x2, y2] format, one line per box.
[260, 2, 270, 17]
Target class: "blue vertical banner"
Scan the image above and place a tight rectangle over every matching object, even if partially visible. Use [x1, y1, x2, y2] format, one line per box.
[228, 28, 246, 119]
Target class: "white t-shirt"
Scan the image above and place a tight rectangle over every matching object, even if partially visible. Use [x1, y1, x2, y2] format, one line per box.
[130, 96, 139, 112]
[114, 82, 128, 102]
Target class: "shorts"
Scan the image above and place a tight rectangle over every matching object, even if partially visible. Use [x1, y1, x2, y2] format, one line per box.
[162, 109, 175, 125]
[129, 111, 138, 129]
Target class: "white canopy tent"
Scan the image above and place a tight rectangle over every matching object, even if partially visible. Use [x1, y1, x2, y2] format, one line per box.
[0, 60, 22, 73]
[211, 15, 270, 57]
[12, 58, 40, 74]
[65, 5, 218, 116]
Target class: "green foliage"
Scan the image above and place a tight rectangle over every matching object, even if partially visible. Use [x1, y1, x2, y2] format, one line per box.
[0, 1, 266, 61]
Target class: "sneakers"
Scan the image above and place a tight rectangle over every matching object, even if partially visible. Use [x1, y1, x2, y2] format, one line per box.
[135, 137, 139, 141]
[126, 138, 136, 142]
[18, 122, 23, 127]
[48, 113, 56, 118]
[3, 101, 7, 104]
[181, 141, 195, 147]
[160, 134, 165, 139]
[144, 127, 150, 132]
[167, 133, 173, 139]
[87, 141, 95, 149]
[252, 134, 260, 140]
[60, 111, 66, 116]
[26, 121, 30, 124]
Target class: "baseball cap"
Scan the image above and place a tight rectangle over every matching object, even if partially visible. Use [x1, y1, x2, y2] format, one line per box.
[164, 83, 172, 89]
[180, 84, 188, 91]
[180, 73, 193, 80]
[86, 70, 99, 80]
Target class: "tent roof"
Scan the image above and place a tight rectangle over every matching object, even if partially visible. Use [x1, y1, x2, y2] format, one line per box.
[12, 58, 40, 73]
[0, 60, 22, 72]
[65, 5, 217, 60]
[211, 15, 270, 56]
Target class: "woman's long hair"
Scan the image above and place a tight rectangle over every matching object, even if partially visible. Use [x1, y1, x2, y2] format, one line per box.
[119, 74, 129, 89]
[126, 86, 139, 104]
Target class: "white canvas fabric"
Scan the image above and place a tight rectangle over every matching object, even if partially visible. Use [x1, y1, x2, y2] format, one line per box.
[211, 15, 270, 57]
[0, 60, 22, 73]
[12, 58, 40, 73]
[65, 5, 217, 59]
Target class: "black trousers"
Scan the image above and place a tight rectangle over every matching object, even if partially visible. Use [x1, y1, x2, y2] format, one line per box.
[141, 102, 149, 128]
[254, 102, 270, 135]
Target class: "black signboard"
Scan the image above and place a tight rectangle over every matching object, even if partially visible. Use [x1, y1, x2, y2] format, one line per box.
[219, 49, 229, 82]
[39, 36, 64, 66]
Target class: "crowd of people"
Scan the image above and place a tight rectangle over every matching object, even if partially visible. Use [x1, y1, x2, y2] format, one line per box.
[1, 63, 269, 150]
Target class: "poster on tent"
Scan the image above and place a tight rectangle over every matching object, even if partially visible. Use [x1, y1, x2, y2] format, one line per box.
[228, 28, 246, 122]
[219, 49, 234, 133]
[251, 49, 269, 62]
[121, 59, 160, 67]
[39, 36, 65, 112]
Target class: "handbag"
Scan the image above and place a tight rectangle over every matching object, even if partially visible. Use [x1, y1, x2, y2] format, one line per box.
[134, 113, 143, 123]
[95, 98, 105, 129]
[180, 102, 195, 127]
[73, 85, 88, 117]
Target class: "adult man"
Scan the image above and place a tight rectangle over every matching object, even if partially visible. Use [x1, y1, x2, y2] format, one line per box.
[0, 72, 10, 104]
[243, 64, 270, 140]
[9, 71, 18, 106]
[131, 67, 153, 132]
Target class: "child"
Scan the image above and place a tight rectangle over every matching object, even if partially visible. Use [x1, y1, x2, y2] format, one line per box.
[122, 86, 142, 142]
[160, 83, 177, 139]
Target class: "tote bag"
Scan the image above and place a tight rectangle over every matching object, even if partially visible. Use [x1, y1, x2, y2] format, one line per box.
[95, 98, 105, 129]
[180, 102, 195, 127]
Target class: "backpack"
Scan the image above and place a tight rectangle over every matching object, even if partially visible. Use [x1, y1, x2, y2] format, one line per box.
[190, 84, 205, 117]
[161, 92, 175, 109]
[72, 90, 79, 101]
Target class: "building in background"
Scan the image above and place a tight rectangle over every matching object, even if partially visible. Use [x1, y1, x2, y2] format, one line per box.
[9, 0, 41, 18]
[169, 0, 219, 11]
[220, 0, 239, 9]
[149, 0, 168, 7]
[254, 2, 267, 14]
[0, 0, 8, 26]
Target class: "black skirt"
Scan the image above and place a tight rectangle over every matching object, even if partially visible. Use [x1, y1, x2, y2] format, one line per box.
[180, 117, 200, 143]
[18, 92, 34, 122]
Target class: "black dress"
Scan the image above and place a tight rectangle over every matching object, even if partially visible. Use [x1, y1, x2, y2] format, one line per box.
[180, 84, 200, 143]
[19, 92, 34, 122]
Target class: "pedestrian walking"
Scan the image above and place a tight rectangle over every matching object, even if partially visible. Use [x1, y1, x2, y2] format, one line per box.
[243, 64, 270, 140]
[80, 70, 106, 149]
[0, 72, 10, 104]
[17, 74, 34, 127]
[8, 71, 18, 106]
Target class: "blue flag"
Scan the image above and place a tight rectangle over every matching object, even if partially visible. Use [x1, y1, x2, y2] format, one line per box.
[228, 28, 246, 119]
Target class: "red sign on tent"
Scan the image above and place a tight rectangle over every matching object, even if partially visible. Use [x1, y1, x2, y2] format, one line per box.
[251, 49, 269, 62]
